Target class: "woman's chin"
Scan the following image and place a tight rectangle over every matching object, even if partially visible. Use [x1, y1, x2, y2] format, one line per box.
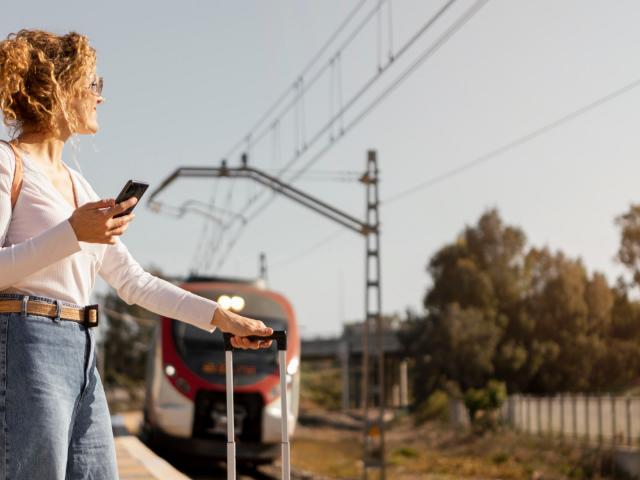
[78, 123, 99, 135]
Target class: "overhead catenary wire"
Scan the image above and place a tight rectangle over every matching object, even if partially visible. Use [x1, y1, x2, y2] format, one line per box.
[210, 0, 487, 269]
[289, 0, 488, 182]
[252, 0, 458, 178]
[221, 0, 370, 162]
[209, 0, 466, 269]
[382, 74, 640, 205]
[225, 0, 393, 164]
[253, 74, 640, 271]
[198, 0, 376, 270]
[201, 0, 398, 270]
[244, 0, 459, 202]
[207, 6, 640, 274]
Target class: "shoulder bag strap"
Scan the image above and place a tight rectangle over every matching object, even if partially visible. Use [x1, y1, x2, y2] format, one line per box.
[0, 140, 23, 210]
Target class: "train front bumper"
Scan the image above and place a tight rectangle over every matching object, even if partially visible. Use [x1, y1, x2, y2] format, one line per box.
[147, 428, 281, 461]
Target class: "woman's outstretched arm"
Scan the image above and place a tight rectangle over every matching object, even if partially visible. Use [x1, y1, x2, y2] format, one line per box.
[98, 238, 272, 348]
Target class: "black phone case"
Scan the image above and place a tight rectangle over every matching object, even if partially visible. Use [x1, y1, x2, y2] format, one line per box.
[113, 180, 149, 218]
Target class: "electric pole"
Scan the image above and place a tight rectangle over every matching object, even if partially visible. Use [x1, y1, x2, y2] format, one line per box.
[361, 151, 385, 479]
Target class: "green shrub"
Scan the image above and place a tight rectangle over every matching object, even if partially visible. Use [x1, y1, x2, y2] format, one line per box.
[415, 389, 450, 424]
[463, 380, 507, 433]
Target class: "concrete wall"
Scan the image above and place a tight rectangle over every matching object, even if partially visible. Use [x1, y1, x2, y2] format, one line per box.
[450, 394, 640, 479]
[505, 394, 640, 446]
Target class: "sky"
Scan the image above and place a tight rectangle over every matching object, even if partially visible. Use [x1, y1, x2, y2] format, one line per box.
[3, 1, 640, 338]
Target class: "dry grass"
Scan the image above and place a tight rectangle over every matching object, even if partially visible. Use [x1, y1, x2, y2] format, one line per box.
[116, 407, 618, 479]
[290, 411, 616, 479]
[294, 365, 616, 479]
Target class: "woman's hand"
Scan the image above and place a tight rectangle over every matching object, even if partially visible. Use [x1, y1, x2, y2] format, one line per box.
[68, 197, 138, 244]
[211, 307, 273, 350]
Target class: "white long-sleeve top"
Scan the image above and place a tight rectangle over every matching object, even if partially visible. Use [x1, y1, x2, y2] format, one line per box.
[0, 142, 218, 331]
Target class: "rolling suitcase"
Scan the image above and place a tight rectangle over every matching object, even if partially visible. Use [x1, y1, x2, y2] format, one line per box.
[222, 331, 290, 480]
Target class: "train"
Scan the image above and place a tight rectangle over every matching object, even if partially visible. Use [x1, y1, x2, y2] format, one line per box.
[141, 276, 301, 463]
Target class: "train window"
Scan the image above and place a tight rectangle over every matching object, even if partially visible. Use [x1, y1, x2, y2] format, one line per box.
[171, 316, 287, 383]
[199, 289, 288, 319]
[173, 316, 287, 350]
[171, 289, 290, 372]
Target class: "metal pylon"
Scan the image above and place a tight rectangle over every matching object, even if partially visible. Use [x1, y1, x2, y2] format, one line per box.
[360, 150, 385, 479]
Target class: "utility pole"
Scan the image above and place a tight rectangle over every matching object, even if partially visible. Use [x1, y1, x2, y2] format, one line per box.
[360, 151, 385, 479]
[147, 151, 386, 478]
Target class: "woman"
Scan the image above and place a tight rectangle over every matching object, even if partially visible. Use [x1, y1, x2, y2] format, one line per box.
[0, 29, 272, 479]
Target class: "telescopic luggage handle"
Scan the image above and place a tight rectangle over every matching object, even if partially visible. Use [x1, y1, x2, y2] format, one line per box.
[222, 330, 290, 480]
[222, 331, 287, 351]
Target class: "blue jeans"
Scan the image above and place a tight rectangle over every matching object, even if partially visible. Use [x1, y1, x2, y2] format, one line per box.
[0, 294, 118, 479]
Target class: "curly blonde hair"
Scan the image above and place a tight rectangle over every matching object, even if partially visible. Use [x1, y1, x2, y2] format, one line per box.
[0, 29, 96, 137]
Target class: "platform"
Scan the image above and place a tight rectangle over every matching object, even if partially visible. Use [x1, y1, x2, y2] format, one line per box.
[112, 414, 190, 480]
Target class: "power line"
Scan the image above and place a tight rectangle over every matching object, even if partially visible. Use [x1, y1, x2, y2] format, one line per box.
[278, 0, 460, 180]
[382, 75, 640, 205]
[218, 0, 488, 254]
[268, 73, 640, 270]
[210, 0, 473, 269]
[202, 0, 376, 271]
[221, 0, 370, 161]
[222, 0, 390, 165]
[289, 0, 489, 182]
[221, 0, 419, 206]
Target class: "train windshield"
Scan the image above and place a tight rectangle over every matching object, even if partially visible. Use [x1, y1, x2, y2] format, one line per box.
[171, 289, 289, 381]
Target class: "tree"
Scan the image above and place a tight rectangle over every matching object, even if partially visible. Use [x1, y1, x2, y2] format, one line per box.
[404, 208, 640, 409]
[616, 204, 640, 287]
[425, 209, 526, 317]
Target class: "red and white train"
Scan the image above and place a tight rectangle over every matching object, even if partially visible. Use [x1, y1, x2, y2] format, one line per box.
[141, 276, 301, 463]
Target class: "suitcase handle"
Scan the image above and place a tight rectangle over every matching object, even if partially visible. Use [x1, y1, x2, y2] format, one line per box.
[222, 330, 287, 351]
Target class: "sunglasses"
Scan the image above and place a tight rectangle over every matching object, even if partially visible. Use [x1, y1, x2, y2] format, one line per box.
[89, 76, 104, 96]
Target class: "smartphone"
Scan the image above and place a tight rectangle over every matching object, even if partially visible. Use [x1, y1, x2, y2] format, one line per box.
[113, 180, 149, 218]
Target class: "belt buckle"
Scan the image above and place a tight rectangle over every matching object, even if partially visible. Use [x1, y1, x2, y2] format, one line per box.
[83, 304, 99, 328]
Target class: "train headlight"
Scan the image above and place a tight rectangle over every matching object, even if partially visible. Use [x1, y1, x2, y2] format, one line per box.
[217, 295, 232, 310]
[231, 296, 245, 311]
[217, 295, 245, 312]
[164, 364, 176, 377]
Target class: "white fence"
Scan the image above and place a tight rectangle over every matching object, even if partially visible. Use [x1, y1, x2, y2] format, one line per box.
[450, 394, 640, 447]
